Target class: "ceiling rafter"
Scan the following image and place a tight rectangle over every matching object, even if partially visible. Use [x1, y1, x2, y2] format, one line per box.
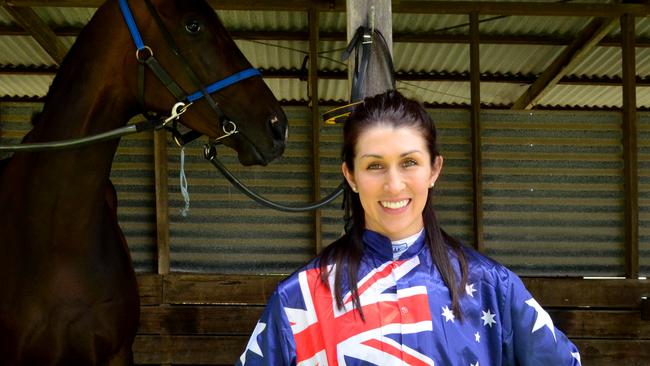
[510, 16, 619, 110]
[2, 24, 649, 48]
[1, 4, 68, 65]
[2, 0, 650, 16]
[4, 65, 650, 87]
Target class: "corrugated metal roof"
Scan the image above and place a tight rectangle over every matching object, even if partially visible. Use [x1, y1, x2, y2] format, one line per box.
[0, 36, 56, 65]
[0, 74, 52, 97]
[32, 7, 96, 27]
[1, 2, 649, 109]
[219, 10, 307, 31]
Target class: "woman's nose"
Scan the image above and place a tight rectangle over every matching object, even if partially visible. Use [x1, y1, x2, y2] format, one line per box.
[383, 169, 405, 194]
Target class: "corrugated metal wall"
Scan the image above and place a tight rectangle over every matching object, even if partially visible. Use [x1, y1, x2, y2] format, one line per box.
[1, 102, 646, 277]
[482, 110, 625, 276]
[167, 107, 315, 274]
[639, 113, 650, 276]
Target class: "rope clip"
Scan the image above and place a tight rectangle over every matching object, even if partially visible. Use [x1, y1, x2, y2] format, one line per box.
[162, 101, 192, 128]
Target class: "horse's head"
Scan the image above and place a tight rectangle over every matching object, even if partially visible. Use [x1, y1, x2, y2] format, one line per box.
[123, 0, 287, 166]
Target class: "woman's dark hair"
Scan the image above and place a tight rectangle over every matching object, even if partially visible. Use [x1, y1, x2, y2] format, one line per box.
[319, 90, 469, 319]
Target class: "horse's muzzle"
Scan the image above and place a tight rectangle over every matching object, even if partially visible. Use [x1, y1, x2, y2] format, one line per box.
[268, 113, 287, 156]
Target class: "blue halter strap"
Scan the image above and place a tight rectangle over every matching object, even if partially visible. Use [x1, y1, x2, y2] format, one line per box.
[117, 0, 261, 105]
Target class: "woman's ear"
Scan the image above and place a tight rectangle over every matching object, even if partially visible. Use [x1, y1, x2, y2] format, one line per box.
[430, 155, 444, 187]
[342, 162, 356, 188]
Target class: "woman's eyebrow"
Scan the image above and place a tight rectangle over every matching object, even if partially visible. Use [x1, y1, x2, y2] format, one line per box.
[400, 150, 423, 157]
[359, 150, 423, 159]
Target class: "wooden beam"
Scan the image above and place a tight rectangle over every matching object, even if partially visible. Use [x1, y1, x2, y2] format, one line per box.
[144, 274, 650, 308]
[153, 131, 170, 275]
[2, 5, 68, 65]
[308, 8, 322, 254]
[511, 17, 619, 110]
[346, 0, 393, 99]
[0, 24, 80, 36]
[4, 24, 650, 48]
[392, 1, 650, 16]
[469, 12, 484, 253]
[132, 334, 650, 365]
[138, 305, 650, 339]
[621, 13, 639, 279]
[4, 0, 650, 16]
[4, 65, 650, 87]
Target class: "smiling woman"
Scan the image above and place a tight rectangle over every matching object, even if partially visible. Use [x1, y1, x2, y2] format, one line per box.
[341, 125, 442, 242]
[237, 90, 582, 366]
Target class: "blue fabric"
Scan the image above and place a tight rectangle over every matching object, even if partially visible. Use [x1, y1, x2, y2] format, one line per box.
[237, 230, 581, 366]
[118, 0, 145, 50]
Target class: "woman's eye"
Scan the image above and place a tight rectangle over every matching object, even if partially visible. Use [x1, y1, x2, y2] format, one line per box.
[402, 159, 417, 168]
[185, 20, 201, 34]
[367, 163, 383, 170]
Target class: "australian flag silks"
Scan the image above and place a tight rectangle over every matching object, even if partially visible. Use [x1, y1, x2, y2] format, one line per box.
[237, 230, 581, 366]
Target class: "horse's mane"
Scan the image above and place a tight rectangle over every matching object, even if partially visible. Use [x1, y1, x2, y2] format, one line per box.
[0, 157, 9, 175]
[30, 111, 44, 126]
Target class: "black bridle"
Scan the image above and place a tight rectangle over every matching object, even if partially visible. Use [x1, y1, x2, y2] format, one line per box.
[0, 0, 344, 212]
[119, 0, 262, 147]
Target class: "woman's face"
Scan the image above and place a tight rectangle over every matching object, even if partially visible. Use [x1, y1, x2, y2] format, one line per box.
[342, 124, 443, 241]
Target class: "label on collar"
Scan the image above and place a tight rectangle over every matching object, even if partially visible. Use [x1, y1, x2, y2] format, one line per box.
[392, 243, 409, 259]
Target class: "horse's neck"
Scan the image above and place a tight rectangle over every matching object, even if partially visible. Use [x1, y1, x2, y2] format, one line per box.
[15, 56, 135, 220]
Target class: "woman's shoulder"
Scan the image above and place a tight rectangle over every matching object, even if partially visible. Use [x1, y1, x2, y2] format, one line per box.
[274, 235, 350, 301]
[458, 244, 516, 290]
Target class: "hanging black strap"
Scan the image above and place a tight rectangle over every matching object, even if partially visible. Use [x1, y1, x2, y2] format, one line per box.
[322, 26, 395, 124]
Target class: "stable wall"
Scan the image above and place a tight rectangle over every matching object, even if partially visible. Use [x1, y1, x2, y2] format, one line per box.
[2, 102, 650, 364]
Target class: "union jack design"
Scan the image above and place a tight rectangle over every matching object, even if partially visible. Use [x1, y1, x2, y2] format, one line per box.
[237, 230, 583, 366]
[284, 256, 435, 366]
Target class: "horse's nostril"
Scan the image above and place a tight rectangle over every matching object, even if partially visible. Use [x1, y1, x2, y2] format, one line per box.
[269, 115, 286, 141]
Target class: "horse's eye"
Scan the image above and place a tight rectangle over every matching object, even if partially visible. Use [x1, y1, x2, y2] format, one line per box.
[185, 20, 201, 34]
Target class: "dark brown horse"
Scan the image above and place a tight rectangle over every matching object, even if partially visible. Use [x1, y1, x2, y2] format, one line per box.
[0, 0, 287, 364]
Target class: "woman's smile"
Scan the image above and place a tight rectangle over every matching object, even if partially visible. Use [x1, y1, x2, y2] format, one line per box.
[380, 198, 410, 211]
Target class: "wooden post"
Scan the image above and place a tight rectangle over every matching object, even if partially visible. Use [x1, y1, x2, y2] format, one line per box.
[621, 13, 639, 279]
[469, 12, 484, 252]
[154, 130, 170, 275]
[308, 8, 323, 254]
[346, 0, 392, 98]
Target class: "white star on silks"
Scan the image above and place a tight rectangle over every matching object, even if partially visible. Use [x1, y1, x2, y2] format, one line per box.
[441, 305, 455, 323]
[474, 331, 481, 343]
[239, 321, 266, 365]
[481, 309, 496, 328]
[525, 298, 557, 341]
[571, 351, 582, 365]
[466, 283, 477, 298]
[470, 361, 479, 366]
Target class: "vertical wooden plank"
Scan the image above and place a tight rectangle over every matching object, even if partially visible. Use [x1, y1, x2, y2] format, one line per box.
[154, 130, 170, 275]
[621, 13, 639, 278]
[309, 8, 322, 254]
[346, 0, 393, 97]
[469, 12, 484, 252]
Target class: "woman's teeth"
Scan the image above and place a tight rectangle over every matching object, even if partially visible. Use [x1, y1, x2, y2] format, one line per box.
[381, 199, 409, 209]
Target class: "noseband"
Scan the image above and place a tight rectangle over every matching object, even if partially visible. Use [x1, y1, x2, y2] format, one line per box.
[119, 0, 259, 146]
